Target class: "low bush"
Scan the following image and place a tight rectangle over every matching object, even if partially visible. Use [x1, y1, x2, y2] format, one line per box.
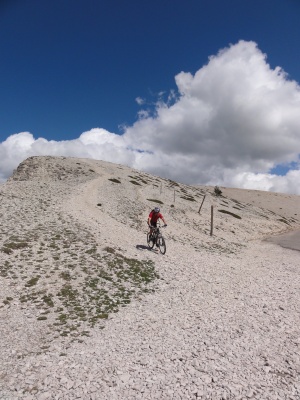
[214, 186, 222, 196]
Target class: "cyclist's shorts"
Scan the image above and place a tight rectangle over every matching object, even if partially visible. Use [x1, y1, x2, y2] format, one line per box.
[150, 221, 157, 227]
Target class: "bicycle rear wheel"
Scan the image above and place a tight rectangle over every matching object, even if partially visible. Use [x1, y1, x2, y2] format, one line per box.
[157, 235, 166, 254]
[147, 232, 155, 249]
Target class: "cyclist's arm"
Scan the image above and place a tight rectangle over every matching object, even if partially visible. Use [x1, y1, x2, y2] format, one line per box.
[160, 216, 167, 225]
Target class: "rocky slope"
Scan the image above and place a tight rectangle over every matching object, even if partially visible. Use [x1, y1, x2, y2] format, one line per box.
[0, 156, 299, 400]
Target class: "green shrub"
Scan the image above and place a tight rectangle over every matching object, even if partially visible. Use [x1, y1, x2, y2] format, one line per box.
[214, 186, 222, 196]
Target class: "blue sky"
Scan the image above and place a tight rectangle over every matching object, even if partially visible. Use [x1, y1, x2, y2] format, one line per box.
[1, 0, 300, 193]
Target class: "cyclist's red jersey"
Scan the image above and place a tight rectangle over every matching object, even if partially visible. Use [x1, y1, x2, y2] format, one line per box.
[149, 211, 163, 223]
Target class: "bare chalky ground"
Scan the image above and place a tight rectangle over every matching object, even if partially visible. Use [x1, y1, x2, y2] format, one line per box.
[0, 156, 300, 399]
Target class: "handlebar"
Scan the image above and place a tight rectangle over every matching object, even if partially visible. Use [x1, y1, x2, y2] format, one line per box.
[148, 224, 167, 229]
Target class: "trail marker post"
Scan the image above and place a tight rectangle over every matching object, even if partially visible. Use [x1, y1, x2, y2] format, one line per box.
[210, 205, 214, 236]
[198, 194, 206, 214]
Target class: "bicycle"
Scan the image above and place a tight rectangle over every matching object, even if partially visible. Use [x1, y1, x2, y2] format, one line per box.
[147, 223, 167, 254]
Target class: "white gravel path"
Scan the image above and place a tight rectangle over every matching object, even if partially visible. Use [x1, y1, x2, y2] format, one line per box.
[1, 156, 300, 400]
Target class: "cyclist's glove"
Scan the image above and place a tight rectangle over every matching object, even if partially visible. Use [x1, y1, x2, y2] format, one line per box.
[164, 224, 167, 227]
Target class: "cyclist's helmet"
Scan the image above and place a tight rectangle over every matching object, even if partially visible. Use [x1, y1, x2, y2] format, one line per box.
[154, 207, 160, 213]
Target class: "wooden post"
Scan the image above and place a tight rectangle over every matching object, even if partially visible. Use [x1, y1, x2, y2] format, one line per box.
[198, 195, 206, 214]
[210, 205, 214, 236]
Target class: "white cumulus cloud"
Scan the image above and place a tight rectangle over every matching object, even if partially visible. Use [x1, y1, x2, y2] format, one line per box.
[135, 97, 145, 105]
[1, 40, 300, 194]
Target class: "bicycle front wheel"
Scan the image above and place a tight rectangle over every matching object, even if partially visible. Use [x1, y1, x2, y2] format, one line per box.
[147, 232, 155, 249]
[157, 235, 166, 254]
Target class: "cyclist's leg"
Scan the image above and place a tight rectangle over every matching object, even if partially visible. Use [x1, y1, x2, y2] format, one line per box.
[152, 222, 158, 246]
[150, 221, 157, 237]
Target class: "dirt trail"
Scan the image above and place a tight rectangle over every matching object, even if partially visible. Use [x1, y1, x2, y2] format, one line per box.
[265, 228, 300, 252]
[62, 174, 158, 260]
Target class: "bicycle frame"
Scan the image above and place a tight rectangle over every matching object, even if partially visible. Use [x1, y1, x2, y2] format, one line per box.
[147, 222, 166, 254]
[149, 222, 162, 238]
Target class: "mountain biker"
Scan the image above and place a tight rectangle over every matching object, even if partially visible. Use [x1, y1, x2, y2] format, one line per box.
[148, 207, 167, 240]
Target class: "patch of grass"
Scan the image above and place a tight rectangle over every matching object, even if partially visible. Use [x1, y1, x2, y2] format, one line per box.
[48, 243, 59, 250]
[139, 178, 148, 184]
[86, 246, 97, 254]
[231, 199, 243, 206]
[1, 247, 13, 255]
[86, 277, 99, 289]
[128, 175, 148, 184]
[60, 271, 72, 281]
[108, 178, 121, 184]
[3, 299, 10, 305]
[168, 179, 179, 187]
[25, 276, 40, 287]
[1, 240, 29, 254]
[129, 180, 141, 186]
[57, 284, 78, 303]
[218, 209, 241, 219]
[103, 246, 115, 254]
[42, 294, 54, 307]
[278, 218, 290, 225]
[147, 199, 164, 204]
[180, 196, 196, 202]
[57, 313, 68, 323]
[3, 215, 160, 341]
